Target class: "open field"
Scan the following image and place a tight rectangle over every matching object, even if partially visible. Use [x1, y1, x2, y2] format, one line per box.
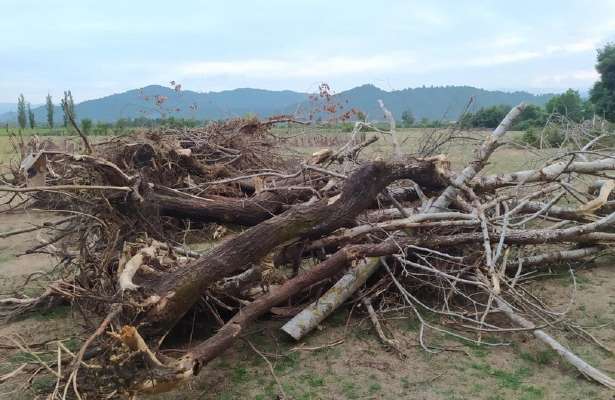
[1, 127, 614, 399]
[0, 127, 71, 137]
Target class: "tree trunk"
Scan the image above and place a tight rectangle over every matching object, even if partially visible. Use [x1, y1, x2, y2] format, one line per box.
[137, 159, 449, 338]
[150, 187, 314, 226]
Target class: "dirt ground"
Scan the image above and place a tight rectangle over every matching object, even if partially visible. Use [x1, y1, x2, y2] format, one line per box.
[1, 210, 614, 400]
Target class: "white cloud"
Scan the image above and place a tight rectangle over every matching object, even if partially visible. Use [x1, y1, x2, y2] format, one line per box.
[530, 69, 599, 88]
[464, 37, 601, 68]
[491, 35, 527, 48]
[465, 51, 542, 67]
[179, 54, 417, 78]
[546, 38, 600, 54]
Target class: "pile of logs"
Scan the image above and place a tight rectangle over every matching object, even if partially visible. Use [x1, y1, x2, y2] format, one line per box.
[2, 105, 615, 398]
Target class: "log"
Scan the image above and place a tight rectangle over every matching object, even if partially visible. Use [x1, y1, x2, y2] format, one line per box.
[306, 212, 477, 252]
[150, 186, 315, 226]
[138, 159, 449, 337]
[126, 244, 385, 394]
[473, 157, 615, 191]
[281, 257, 381, 340]
[513, 246, 604, 268]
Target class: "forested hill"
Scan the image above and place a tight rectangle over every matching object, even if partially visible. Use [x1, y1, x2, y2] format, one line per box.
[0, 84, 554, 124]
[322, 84, 553, 121]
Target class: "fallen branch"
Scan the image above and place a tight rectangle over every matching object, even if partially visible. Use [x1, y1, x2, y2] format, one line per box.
[281, 257, 381, 340]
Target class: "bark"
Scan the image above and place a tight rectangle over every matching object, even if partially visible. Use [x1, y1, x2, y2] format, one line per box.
[138, 159, 449, 337]
[513, 246, 604, 268]
[281, 257, 381, 340]
[124, 244, 386, 395]
[149, 186, 314, 226]
[473, 157, 615, 191]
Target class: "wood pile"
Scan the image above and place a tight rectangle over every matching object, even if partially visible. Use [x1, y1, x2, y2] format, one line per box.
[2, 106, 615, 398]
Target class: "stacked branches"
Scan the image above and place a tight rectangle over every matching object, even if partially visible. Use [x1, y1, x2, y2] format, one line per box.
[2, 108, 615, 398]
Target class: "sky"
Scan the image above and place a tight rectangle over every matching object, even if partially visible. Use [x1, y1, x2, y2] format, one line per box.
[1, 0, 615, 103]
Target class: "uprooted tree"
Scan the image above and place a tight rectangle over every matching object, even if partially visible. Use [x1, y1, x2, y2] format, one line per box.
[2, 104, 615, 398]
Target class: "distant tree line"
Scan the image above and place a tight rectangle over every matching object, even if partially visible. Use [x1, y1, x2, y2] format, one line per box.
[16, 92, 62, 130]
[13, 89, 203, 135]
[394, 43, 615, 136]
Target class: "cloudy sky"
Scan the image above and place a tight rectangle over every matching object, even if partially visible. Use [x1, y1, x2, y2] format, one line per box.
[2, 0, 615, 103]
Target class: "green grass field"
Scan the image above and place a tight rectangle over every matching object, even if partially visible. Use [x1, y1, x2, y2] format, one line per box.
[0, 126, 70, 136]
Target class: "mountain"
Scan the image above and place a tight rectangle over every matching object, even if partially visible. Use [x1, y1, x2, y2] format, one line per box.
[0, 103, 16, 114]
[0, 84, 554, 125]
[0, 86, 310, 125]
[305, 84, 554, 121]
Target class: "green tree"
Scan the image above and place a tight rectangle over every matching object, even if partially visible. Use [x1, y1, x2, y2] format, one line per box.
[458, 112, 474, 128]
[469, 105, 511, 128]
[46, 94, 54, 128]
[17, 94, 27, 129]
[61, 90, 75, 127]
[418, 117, 430, 127]
[93, 122, 111, 136]
[513, 104, 547, 130]
[401, 109, 415, 127]
[27, 103, 35, 128]
[545, 89, 584, 122]
[590, 43, 615, 121]
[81, 118, 92, 135]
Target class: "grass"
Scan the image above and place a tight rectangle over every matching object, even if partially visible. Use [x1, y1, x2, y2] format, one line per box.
[0, 132, 113, 163]
[0, 252, 15, 265]
[28, 304, 72, 321]
[0, 127, 71, 137]
[469, 362, 532, 390]
[519, 349, 558, 365]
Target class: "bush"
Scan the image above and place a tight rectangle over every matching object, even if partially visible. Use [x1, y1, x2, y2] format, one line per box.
[340, 122, 354, 132]
[521, 127, 540, 147]
[81, 118, 93, 135]
[93, 122, 112, 136]
[521, 126, 565, 148]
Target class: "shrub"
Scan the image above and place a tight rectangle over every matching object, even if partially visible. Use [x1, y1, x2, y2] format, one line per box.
[521, 126, 565, 148]
[81, 118, 93, 135]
